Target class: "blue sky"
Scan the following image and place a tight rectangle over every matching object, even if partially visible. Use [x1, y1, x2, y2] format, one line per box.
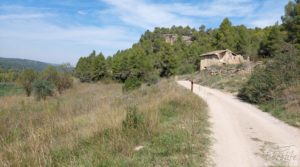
[0, 0, 289, 65]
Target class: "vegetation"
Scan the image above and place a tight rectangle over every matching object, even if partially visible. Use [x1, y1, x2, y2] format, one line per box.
[0, 83, 24, 97]
[122, 76, 142, 91]
[0, 57, 54, 71]
[18, 69, 38, 96]
[187, 64, 252, 93]
[32, 79, 54, 100]
[0, 65, 73, 99]
[238, 0, 300, 127]
[0, 80, 210, 166]
[75, 17, 271, 85]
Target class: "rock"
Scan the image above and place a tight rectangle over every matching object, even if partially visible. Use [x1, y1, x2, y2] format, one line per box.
[134, 145, 144, 151]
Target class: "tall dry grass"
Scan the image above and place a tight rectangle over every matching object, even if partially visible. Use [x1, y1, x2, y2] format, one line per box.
[0, 80, 210, 166]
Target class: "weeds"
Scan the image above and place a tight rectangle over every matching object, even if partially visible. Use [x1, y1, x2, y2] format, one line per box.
[0, 80, 210, 166]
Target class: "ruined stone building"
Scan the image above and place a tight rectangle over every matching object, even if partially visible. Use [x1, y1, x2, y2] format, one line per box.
[200, 49, 249, 70]
[163, 34, 193, 45]
[163, 34, 177, 45]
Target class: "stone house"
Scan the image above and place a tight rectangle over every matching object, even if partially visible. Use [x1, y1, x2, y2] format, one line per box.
[200, 49, 248, 70]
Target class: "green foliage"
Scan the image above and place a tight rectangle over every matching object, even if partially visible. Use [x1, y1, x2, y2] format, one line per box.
[33, 79, 54, 101]
[41, 66, 73, 94]
[239, 49, 300, 103]
[238, 67, 276, 103]
[41, 66, 59, 84]
[92, 53, 107, 81]
[259, 25, 287, 58]
[122, 76, 141, 91]
[122, 106, 144, 129]
[75, 51, 108, 82]
[18, 69, 38, 96]
[0, 68, 19, 82]
[214, 18, 237, 51]
[0, 83, 24, 96]
[282, 0, 300, 46]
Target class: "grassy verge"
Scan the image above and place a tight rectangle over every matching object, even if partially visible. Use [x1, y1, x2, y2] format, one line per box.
[259, 85, 300, 127]
[180, 64, 251, 93]
[0, 80, 210, 166]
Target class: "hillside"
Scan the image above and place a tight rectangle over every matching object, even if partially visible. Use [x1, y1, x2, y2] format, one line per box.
[0, 57, 55, 71]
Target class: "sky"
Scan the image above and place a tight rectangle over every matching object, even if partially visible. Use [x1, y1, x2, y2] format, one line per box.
[0, 0, 290, 65]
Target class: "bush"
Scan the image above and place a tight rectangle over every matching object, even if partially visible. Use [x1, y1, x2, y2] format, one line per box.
[238, 48, 300, 104]
[122, 106, 144, 130]
[238, 67, 275, 103]
[18, 69, 38, 96]
[177, 64, 195, 75]
[56, 73, 73, 94]
[145, 72, 160, 86]
[33, 80, 54, 101]
[122, 76, 141, 91]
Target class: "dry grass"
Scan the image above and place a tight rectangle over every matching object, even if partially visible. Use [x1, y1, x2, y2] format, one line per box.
[0, 80, 210, 166]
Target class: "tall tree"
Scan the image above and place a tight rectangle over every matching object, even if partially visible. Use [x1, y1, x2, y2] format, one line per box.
[282, 0, 300, 47]
[215, 18, 237, 51]
[258, 25, 286, 58]
[236, 25, 251, 55]
[92, 53, 107, 81]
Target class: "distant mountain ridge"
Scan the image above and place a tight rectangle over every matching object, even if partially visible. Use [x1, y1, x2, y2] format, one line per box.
[0, 57, 56, 71]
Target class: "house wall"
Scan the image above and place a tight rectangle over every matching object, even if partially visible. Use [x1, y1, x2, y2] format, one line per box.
[200, 55, 221, 70]
[200, 51, 249, 70]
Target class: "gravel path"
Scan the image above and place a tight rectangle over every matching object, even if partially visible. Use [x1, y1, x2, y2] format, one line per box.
[178, 80, 300, 167]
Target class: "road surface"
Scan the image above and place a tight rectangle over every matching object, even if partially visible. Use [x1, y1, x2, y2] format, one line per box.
[177, 80, 300, 167]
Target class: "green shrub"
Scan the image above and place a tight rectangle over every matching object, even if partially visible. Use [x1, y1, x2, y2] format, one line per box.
[238, 49, 300, 104]
[145, 72, 160, 86]
[238, 67, 275, 103]
[177, 64, 195, 75]
[122, 106, 144, 130]
[122, 76, 141, 91]
[33, 80, 54, 101]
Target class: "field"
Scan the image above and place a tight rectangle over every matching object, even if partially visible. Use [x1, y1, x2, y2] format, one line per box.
[0, 80, 210, 166]
[0, 83, 24, 97]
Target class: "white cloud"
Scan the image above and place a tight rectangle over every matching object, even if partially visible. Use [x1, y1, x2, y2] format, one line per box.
[100, 0, 196, 29]
[100, 0, 259, 29]
[77, 10, 88, 15]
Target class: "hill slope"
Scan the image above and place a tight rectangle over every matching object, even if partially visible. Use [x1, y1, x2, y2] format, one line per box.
[0, 57, 54, 71]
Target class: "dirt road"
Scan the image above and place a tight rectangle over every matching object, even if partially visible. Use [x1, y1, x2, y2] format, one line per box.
[177, 81, 300, 167]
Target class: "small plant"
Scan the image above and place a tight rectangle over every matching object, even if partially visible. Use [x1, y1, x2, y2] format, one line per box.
[33, 79, 54, 101]
[122, 106, 144, 130]
[122, 76, 141, 91]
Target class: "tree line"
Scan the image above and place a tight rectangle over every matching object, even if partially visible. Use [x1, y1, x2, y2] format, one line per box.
[0, 65, 73, 100]
[75, 0, 299, 90]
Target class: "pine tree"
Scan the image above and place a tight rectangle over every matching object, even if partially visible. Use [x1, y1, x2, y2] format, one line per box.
[282, 0, 300, 46]
[92, 53, 107, 81]
[215, 18, 237, 51]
